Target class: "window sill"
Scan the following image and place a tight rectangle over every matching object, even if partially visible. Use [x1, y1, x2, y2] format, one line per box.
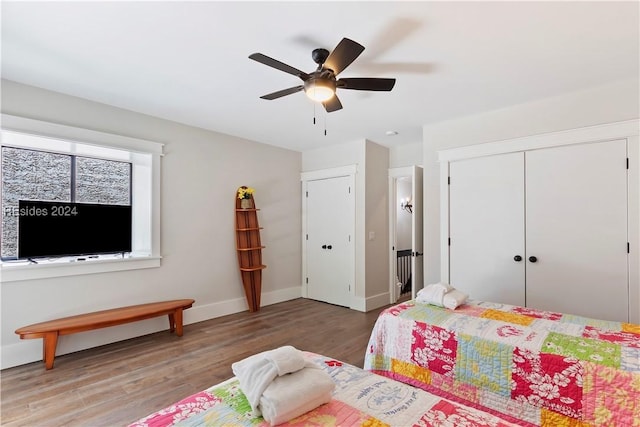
[0, 255, 162, 282]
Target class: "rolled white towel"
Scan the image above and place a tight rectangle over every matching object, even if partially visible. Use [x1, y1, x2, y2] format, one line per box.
[443, 289, 468, 309]
[231, 346, 306, 415]
[259, 364, 335, 426]
[265, 345, 306, 376]
[232, 353, 277, 415]
[416, 283, 453, 307]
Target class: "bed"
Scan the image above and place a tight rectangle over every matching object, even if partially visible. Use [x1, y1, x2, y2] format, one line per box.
[131, 352, 521, 426]
[363, 299, 640, 426]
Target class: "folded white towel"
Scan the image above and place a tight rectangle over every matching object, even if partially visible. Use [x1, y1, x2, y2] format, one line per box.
[443, 289, 468, 309]
[231, 346, 305, 415]
[259, 364, 335, 426]
[416, 283, 453, 307]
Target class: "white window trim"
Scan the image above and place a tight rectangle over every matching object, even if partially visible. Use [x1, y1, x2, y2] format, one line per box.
[0, 114, 162, 282]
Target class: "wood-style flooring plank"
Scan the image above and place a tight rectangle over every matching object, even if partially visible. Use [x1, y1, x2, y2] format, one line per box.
[1, 298, 389, 426]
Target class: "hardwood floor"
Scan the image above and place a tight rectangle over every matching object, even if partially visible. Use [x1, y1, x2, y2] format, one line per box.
[1, 298, 390, 426]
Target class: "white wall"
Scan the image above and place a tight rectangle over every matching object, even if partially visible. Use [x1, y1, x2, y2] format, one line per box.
[364, 141, 389, 305]
[422, 78, 640, 285]
[1, 80, 302, 368]
[390, 142, 422, 168]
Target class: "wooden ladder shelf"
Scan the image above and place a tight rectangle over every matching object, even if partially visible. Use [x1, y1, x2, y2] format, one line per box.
[235, 192, 265, 312]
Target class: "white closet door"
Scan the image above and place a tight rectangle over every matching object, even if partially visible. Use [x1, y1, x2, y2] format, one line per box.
[525, 140, 628, 322]
[449, 152, 526, 306]
[306, 176, 354, 307]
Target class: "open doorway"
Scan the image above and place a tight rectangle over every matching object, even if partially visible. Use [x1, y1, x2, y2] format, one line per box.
[389, 166, 424, 303]
[395, 177, 413, 299]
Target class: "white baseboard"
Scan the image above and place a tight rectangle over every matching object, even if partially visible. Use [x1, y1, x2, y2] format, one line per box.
[184, 286, 302, 324]
[350, 292, 390, 312]
[1, 286, 302, 370]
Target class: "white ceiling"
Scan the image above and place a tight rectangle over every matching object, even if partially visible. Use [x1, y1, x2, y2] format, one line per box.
[2, 1, 638, 152]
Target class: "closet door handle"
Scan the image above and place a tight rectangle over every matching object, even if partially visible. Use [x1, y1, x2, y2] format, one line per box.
[528, 256, 538, 263]
[513, 255, 522, 262]
[322, 245, 327, 249]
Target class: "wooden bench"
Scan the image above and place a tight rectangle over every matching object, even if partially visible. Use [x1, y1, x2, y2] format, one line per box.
[15, 299, 195, 370]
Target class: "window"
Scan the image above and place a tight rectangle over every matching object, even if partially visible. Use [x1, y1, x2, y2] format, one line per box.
[1, 147, 132, 259]
[0, 114, 162, 281]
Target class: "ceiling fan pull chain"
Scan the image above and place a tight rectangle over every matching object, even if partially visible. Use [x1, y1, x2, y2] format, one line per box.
[324, 114, 327, 136]
[313, 103, 316, 125]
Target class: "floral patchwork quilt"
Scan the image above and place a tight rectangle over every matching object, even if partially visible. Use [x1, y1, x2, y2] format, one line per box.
[364, 300, 640, 426]
[130, 353, 520, 427]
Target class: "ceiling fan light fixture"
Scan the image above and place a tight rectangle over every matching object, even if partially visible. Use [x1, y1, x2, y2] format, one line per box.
[250, 37, 395, 113]
[304, 78, 336, 102]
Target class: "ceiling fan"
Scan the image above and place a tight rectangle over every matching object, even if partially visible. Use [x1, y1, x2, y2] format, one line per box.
[249, 38, 396, 113]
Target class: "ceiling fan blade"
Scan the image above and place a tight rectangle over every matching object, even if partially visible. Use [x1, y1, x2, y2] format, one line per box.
[338, 78, 396, 91]
[323, 38, 365, 76]
[322, 95, 343, 113]
[249, 53, 309, 80]
[260, 85, 304, 100]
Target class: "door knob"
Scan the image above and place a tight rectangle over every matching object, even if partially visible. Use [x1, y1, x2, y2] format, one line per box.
[321, 245, 327, 249]
[529, 256, 538, 263]
[514, 255, 522, 262]
[327, 245, 332, 250]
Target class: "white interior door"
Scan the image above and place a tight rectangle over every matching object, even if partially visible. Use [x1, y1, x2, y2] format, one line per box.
[449, 152, 526, 306]
[525, 140, 628, 322]
[306, 176, 354, 307]
[411, 166, 424, 298]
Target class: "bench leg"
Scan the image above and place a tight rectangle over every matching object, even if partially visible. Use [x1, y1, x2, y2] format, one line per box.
[174, 308, 184, 337]
[167, 309, 185, 336]
[168, 313, 175, 333]
[43, 332, 59, 370]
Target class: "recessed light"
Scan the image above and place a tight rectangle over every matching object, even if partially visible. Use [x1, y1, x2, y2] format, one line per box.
[385, 130, 399, 136]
